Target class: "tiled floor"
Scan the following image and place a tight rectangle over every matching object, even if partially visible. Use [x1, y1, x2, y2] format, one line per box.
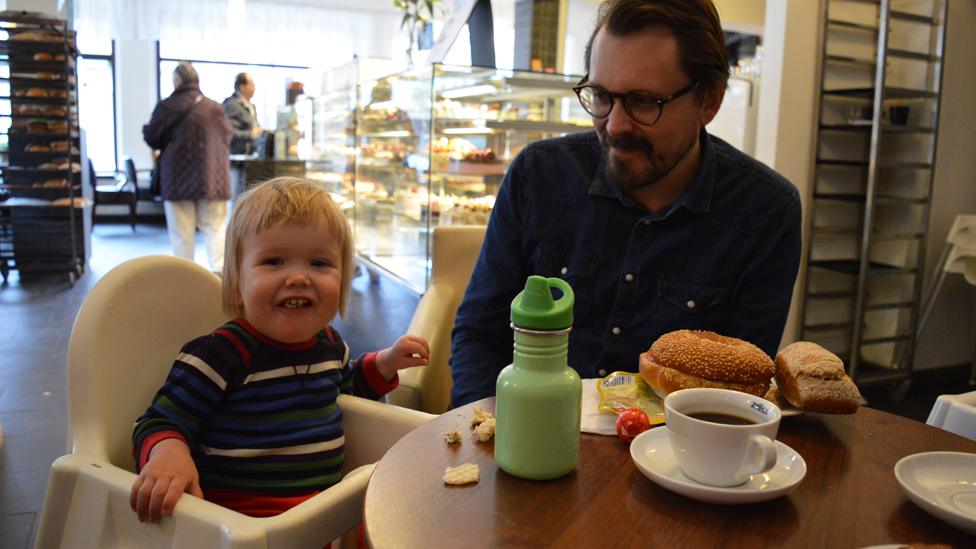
[0, 221, 973, 548]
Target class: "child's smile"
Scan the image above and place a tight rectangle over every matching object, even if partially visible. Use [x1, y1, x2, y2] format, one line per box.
[236, 222, 342, 343]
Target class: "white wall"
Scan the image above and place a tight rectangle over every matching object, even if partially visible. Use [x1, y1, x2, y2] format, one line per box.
[913, 0, 976, 369]
[755, 0, 821, 348]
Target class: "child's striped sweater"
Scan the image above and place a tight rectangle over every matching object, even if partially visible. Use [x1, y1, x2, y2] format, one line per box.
[132, 317, 398, 516]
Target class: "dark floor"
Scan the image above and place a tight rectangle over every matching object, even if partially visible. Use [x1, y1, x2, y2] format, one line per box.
[0, 221, 972, 548]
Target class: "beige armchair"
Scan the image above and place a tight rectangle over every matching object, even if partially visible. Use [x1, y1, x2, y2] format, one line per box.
[387, 225, 487, 414]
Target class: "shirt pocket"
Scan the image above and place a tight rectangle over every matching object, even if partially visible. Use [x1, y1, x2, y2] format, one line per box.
[533, 246, 597, 321]
[656, 279, 731, 330]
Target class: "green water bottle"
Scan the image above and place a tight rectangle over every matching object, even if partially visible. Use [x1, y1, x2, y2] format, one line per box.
[495, 275, 581, 480]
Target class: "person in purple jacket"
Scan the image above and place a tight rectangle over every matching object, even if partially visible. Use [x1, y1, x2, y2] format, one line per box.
[144, 61, 232, 271]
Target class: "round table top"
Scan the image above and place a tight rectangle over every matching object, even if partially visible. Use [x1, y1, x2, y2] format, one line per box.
[364, 398, 976, 548]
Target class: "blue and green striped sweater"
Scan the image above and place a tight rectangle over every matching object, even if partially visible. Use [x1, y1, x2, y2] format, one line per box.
[132, 318, 397, 515]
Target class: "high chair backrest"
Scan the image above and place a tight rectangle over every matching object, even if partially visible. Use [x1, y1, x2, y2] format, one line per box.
[388, 225, 486, 413]
[67, 255, 226, 466]
[927, 391, 976, 442]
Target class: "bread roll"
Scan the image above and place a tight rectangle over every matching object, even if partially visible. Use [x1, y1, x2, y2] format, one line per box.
[33, 52, 54, 61]
[640, 353, 771, 397]
[639, 330, 774, 397]
[774, 342, 861, 414]
[26, 87, 48, 98]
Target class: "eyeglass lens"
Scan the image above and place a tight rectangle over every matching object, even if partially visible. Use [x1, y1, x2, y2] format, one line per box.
[578, 86, 662, 125]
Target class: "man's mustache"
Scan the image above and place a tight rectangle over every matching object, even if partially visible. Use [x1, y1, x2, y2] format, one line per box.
[603, 134, 652, 155]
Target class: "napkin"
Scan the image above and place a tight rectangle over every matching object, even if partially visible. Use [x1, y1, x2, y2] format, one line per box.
[581, 378, 618, 436]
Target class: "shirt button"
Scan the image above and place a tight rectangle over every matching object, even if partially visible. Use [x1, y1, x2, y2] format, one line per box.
[625, 273, 634, 282]
[687, 300, 696, 309]
[612, 326, 621, 335]
[560, 266, 568, 275]
[598, 369, 607, 377]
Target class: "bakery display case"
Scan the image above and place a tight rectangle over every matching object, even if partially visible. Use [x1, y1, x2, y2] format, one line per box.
[353, 63, 590, 292]
[0, 12, 89, 284]
[307, 84, 358, 225]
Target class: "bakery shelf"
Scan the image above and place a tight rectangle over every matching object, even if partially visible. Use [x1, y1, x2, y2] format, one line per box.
[0, 11, 88, 285]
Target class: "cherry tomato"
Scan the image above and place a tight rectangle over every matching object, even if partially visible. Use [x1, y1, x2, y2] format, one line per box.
[616, 407, 651, 442]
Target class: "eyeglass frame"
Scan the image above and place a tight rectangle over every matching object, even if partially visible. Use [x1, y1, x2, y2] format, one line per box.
[572, 76, 700, 127]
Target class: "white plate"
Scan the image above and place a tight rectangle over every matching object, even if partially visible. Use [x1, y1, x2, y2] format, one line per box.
[768, 379, 803, 417]
[894, 451, 976, 534]
[630, 427, 806, 504]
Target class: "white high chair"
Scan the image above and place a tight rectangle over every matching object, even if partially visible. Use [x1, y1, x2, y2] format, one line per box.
[927, 391, 976, 442]
[386, 225, 486, 414]
[34, 255, 434, 549]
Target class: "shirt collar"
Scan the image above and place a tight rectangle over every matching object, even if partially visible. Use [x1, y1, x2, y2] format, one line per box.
[588, 127, 716, 216]
[235, 91, 252, 106]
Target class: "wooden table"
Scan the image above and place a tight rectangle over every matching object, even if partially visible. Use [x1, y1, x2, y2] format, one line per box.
[364, 398, 976, 548]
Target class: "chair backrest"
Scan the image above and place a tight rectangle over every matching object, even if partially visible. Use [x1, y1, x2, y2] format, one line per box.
[927, 392, 976, 441]
[431, 225, 486, 288]
[87, 158, 96, 190]
[392, 225, 486, 413]
[124, 156, 138, 192]
[945, 214, 976, 285]
[67, 255, 227, 467]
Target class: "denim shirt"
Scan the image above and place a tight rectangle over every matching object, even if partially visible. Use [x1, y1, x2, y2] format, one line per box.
[449, 130, 802, 407]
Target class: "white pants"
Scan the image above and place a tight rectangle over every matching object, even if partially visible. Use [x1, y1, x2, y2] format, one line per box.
[163, 199, 228, 272]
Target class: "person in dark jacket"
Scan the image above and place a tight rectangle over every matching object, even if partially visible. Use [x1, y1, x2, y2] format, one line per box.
[222, 72, 262, 155]
[143, 62, 232, 271]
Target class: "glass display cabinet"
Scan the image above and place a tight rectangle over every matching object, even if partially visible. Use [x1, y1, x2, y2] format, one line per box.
[306, 87, 357, 219]
[353, 63, 591, 293]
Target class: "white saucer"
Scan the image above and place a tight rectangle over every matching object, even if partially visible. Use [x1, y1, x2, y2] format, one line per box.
[630, 427, 806, 504]
[894, 451, 976, 534]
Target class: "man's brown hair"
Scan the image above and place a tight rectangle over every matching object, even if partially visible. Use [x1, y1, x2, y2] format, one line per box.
[583, 0, 729, 100]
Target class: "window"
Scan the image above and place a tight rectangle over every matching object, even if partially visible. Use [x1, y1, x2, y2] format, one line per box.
[157, 53, 315, 133]
[76, 35, 118, 172]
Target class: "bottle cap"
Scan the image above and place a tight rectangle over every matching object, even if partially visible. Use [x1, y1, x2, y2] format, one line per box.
[510, 275, 574, 330]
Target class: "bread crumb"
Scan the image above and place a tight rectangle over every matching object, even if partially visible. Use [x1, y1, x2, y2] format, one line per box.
[443, 463, 479, 485]
[471, 406, 494, 427]
[444, 428, 461, 444]
[474, 417, 495, 442]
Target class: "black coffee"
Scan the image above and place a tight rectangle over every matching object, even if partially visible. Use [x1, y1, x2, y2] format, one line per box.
[688, 412, 756, 425]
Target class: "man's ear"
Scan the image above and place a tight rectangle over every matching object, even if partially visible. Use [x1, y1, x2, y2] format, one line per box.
[699, 86, 725, 126]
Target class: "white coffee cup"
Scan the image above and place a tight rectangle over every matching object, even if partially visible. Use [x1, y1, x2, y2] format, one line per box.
[664, 388, 781, 487]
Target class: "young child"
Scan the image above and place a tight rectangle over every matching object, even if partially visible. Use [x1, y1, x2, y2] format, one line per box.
[129, 177, 429, 523]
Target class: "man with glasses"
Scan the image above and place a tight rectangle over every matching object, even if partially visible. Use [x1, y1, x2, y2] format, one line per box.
[450, 0, 801, 406]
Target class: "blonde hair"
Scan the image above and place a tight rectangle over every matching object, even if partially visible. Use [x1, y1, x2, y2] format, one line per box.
[222, 177, 355, 318]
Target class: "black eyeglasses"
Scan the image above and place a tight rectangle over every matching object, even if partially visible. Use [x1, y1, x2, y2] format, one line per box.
[572, 77, 699, 126]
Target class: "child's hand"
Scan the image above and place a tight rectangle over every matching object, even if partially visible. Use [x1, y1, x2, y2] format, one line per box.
[376, 334, 430, 381]
[129, 438, 203, 524]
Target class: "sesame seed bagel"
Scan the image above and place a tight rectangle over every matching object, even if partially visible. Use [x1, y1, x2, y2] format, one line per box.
[642, 330, 774, 391]
[639, 355, 771, 398]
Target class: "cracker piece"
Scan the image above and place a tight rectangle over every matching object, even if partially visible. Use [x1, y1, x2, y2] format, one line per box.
[471, 406, 494, 427]
[474, 417, 496, 442]
[443, 463, 480, 485]
[444, 428, 462, 444]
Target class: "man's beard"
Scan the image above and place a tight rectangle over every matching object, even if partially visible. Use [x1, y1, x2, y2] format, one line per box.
[598, 132, 694, 193]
